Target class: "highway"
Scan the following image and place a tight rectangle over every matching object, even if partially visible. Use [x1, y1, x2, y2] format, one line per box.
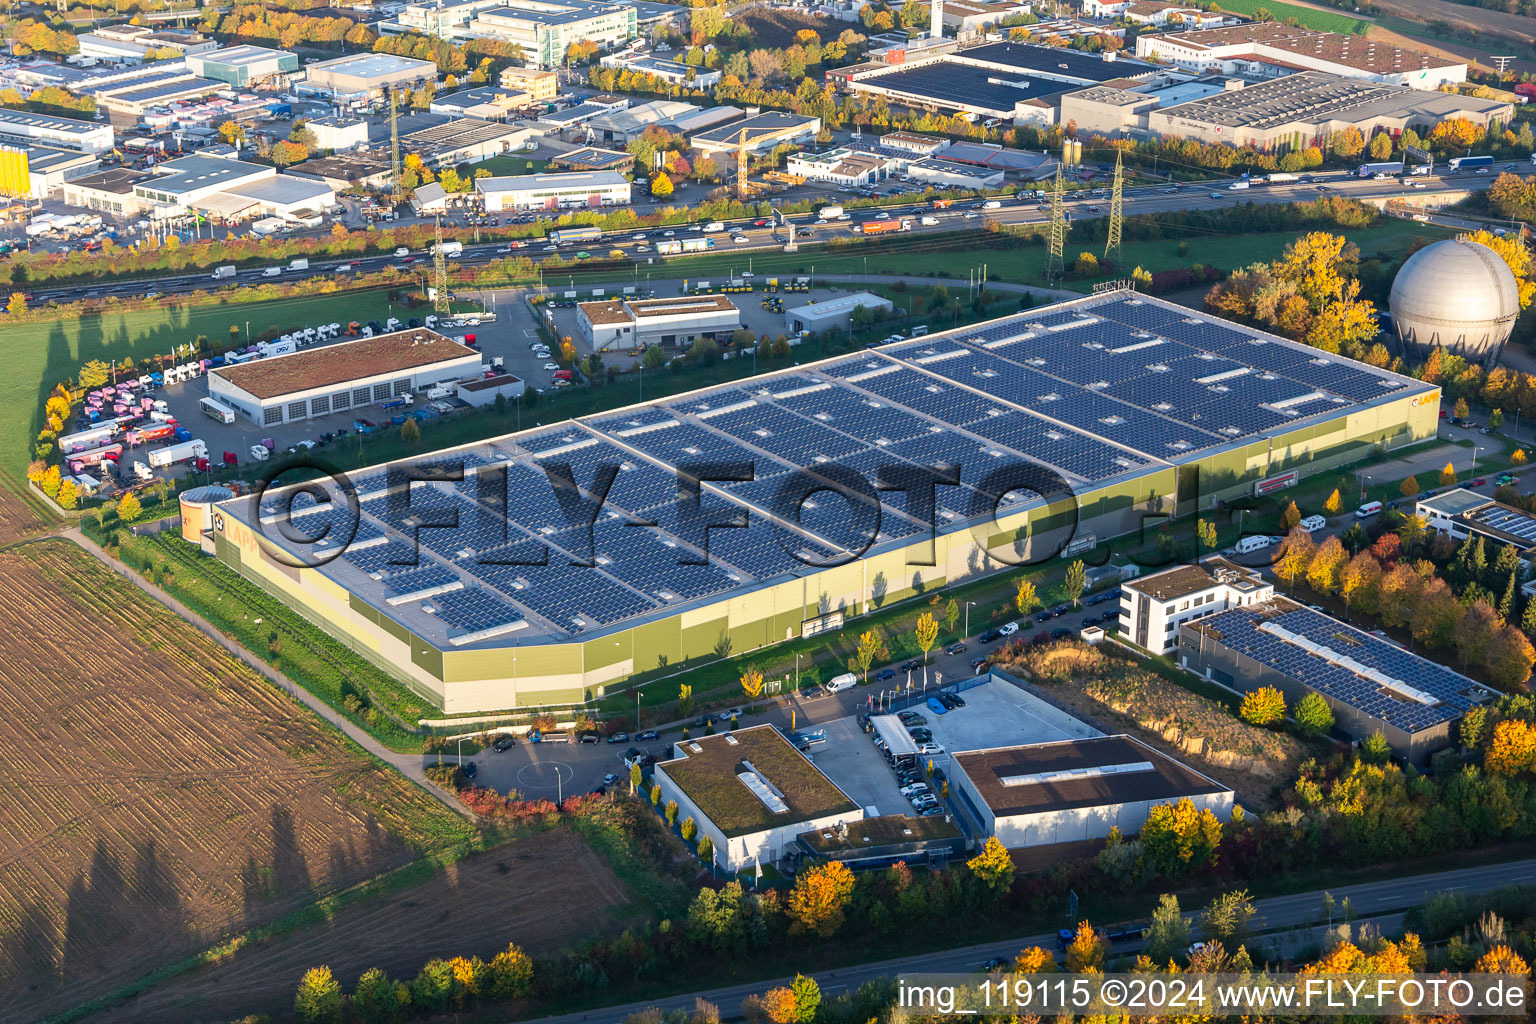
[26, 166, 1504, 308]
[517, 857, 1536, 1024]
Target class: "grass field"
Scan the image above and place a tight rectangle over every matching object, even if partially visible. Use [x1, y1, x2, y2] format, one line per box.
[1202, 0, 1367, 33]
[0, 539, 477, 1022]
[1, 289, 408, 485]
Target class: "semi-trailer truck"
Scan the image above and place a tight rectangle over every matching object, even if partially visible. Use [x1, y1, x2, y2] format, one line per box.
[1264, 172, 1299, 183]
[1448, 155, 1493, 171]
[127, 422, 177, 445]
[1356, 161, 1403, 177]
[859, 219, 911, 234]
[657, 238, 714, 254]
[148, 439, 207, 468]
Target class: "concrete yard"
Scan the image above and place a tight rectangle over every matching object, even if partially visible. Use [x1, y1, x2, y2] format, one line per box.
[808, 716, 919, 818]
[921, 677, 1102, 755]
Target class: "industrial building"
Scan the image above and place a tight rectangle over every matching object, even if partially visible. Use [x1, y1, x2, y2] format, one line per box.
[475, 169, 631, 210]
[184, 45, 300, 88]
[91, 68, 224, 116]
[301, 53, 438, 102]
[75, 25, 217, 63]
[1142, 70, 1511, 151]
[1119, 557, 1274, 655]
[783, 292, 893, 335]
[1179, 600, 1494, 762]
[60, 166, 148, 215]
[457, 374, 527, 407]
[0, 109, 113, 155]
[1416, 488, 1536, 558]
[430, 86, 535, 121]
[308, 115, 370, 154]
[401, 119, 533, 167]
[907, 156, 1004, 189]
[689, 111, 821, 155]
[845, 41, 1156, 125]
[599, 52, 722, 88]
[207, 329, 481, 427]
[130, 154, 276, 214]
[387, 0, 637, 68]
[653, 725, 864, 872]
[208, 290, 1440, 714]
[1135, 24, 1467, 89]
[785, 147, 894, 186]
[550, 146, 635, 172]
[577, 294, 742, 351]
[941, 0, 1032, 35]
[950, 735, 1234, 848]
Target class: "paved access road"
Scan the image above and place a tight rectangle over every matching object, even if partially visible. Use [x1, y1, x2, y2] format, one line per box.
[30, 168, 1500, 308]
[514, 858, 1536, 1024]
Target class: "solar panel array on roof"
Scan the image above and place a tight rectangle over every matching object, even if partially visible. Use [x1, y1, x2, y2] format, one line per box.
[243, 291, 1428, 646]
[1463, 503, 1536, 546]
[1199, 604, 1486, 731]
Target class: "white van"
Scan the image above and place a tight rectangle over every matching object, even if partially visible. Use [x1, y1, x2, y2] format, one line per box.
[1356, 500, 1383, 518]
[1298, 514, 1326, 532]
[824, 673, 858, 693]
[998, 621, 1019, 636]
[1235, 534, 1271, 554]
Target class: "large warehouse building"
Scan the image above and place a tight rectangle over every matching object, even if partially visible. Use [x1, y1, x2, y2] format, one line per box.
[1179, 599, 1493, 763]
[185, 45, 300, 88]
[475, 169, 630, 210]
[207, 290, 1440, 713]
[950, 735, 1234, 847]
[207, 329, 481, 427]
[301, 53, 438, 102]
[0, 109, 113, 155]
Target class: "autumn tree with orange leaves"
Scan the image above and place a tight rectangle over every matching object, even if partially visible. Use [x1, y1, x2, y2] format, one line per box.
[786, 860, 855, 937]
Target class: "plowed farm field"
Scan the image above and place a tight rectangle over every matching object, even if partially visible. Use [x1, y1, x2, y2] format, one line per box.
[0, 540, 473, 1023]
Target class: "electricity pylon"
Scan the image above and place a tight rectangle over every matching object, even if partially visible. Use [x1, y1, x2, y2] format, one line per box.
[1104, 149, 1124, 260]
[1046, 168, 1067, 280]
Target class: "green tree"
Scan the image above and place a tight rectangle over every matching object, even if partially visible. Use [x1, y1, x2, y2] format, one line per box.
[1197, 518, 1218, 552]
[1064, 559, 1087, 606]
[1294, 692, 1335, 736]
[945, 597, 960, 635]
[1361, 730, 1392, 764]
[681, 815, 697, 841]
[351, 968, 400, 1024]
[1143, 893, 1191, 965]
[790, 974, 822, 1023]
[401, 417, 421, 443]
[913, 611, 939, 685]
[411, 959, 456, 1012]
[1203, 889, 1256, 945]
[294, 966, 342, 1024]
[1368, 130, 1393, 160]
[851, 628, 887, 682]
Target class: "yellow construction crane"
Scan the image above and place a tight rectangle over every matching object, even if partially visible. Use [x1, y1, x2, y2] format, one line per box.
[730, 124, 799, 199]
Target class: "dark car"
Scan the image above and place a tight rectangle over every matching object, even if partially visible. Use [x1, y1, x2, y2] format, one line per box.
[972, 659, 991, 673]
[1037, 607, 1055, 620]
[461, 761, 478, 780]
[945, 643, 966, 655]
[578, 732, 601, 744]
[1082, 616, 1100, 628]
[897, 711, 926, 726]
[692, 716, 710, 729]
[874, 667, 896, 681]
[607, 731, 629, 743]
[1050, 627, 1073, 639]
[978, 629, 1002, 643]
[970, 656, 990, 669]
[934, 692, 960, 710]
[492, 734, 516, 752]
[901, 660, 921, 673]
[637, 730, 659, 740]
[908, 729, 934, 743]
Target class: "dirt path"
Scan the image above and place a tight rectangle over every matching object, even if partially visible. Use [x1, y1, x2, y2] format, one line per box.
[105, 830, 633, 1023]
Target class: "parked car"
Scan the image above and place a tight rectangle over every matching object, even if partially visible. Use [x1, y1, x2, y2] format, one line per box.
[637, 730, 659, 740]
[578, 732, 601, 744]
[461, 761, 478, 780]
[602, 772, 620, 785]
[1050, 627, 1073, 640]
[898, 711, 926, 726]
[874, 667, 895, 681]
[978, 629, 1002, 643]
[719, 707, 743, 722]
[492, 734, 516, 752]
[945, 643, 966, 655]
[607, 731, 629, 743]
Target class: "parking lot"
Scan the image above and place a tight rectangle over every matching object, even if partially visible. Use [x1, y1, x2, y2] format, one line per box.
[917, 678, 1101, 754]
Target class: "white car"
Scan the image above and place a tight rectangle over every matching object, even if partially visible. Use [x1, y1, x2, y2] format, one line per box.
[248, 444, 271, 462]
[741, 271, 755, 278]
[631, 233, 647, 240]
[916, 742, 944, 756]
[998, 621, 1019, 636]
[732, 235, 749, 243]
[662, 230, 675, 237]
[543, 362, 559, 370]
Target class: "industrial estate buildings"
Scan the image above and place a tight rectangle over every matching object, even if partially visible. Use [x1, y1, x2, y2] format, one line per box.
[209, 291, 1440, 714]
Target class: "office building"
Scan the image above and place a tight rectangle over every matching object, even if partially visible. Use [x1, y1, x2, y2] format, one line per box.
[1119, 557, 1273, 655]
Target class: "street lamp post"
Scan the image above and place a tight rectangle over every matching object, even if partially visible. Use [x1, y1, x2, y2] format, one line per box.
[1473, 446, 1483, 475]
[965, 600, 975, 638]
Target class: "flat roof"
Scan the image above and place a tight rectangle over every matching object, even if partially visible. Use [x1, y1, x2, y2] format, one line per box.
[1157, 24, 1462, 72]
[138, 156, 271, 195]
[786, 292, 890, 318]
[213, 329, 476, 400]
[799, 813, 960, 852]
[690, 110, 817, 146]
[1188, 601, 1491, 732]
[579, 299, 632, 325]
[954, 735, 1229, 818]
[1416, 486, 1490, 518]
[855, 61, 1067, 114]
[64, 167, 148, 194]
[197, 44, 294, 66]
[308, 52, 437, 79]
[475, 0, 629, 27]
[404, 117, 526, 150]
[1125, 556, 1267, 602]
[226, 175, 333, 205]
[478, 170, 628, 191]
[659, 725, 859, 837]
[230, 291, 1433, 648]
[460, 373, 522, 392]
[628, 294, 736, 318]
[0, 108, 102, 134]
[956, 40, 1156, 80]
